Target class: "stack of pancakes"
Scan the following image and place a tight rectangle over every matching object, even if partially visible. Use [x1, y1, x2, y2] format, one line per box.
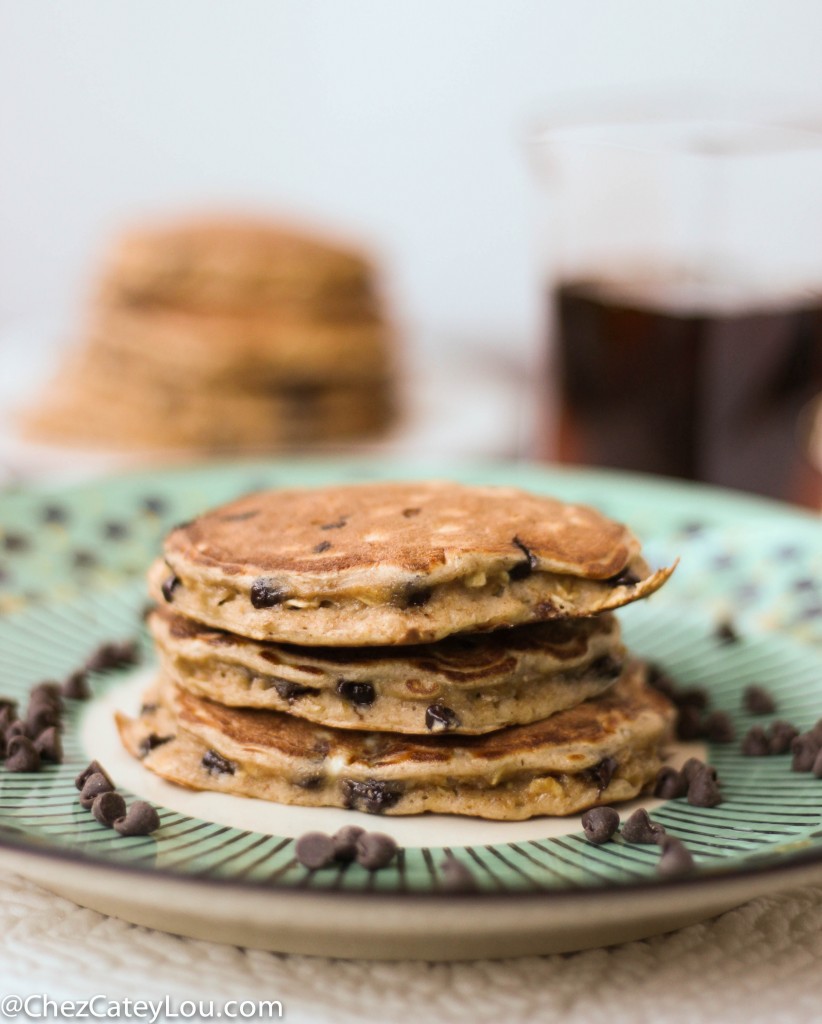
[23, 216, 396, 452]
[118, 481, 676, 820]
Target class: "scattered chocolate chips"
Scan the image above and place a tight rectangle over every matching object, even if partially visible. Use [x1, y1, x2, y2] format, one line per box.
[675, 705, 705, 742]
[61, 670, 91, 700]
[657, 835, 695, 877]
[92, 790, 127, 827]
[161, 575, 180, 602]
[113, 801, 160, 837]
[715, 620, 740, 644]
[654, 766, 688, 799]
[580, 806, 620, 844]
[34, 726, 62, 763]
[621, 808, 665, 844]
[769, 720, 799, 755]
[336, 680, 376, 706]
[687, 766, 722, 807]
[138, 733, 173, 758]
[250, 577, 288, 608]
[103, 521, 128, 540]
[5, 736, 40, 772]
[741, 726, 771, 757]
[79, 771, 114, 808]
[6, 720, 28, 741]
[42, 503, 68, 524]
[425, 703, 461, 733]
[271, 679, 319, 702]
[295, 832, 337, 869]
[678, 688, 709, 711]
[355, 832, 397, 870]
[202, 749, 236, 776]
[744, 685, 776, 716]
[3, 532, 29, 553]
[341, 778, 402, 814]
[26, 703, 59, 737]
[313, 541, 332, 553]
[509, 536, 538, 580]
[75, 759, 112, 791]
[702, 710, 736, 744]
[681, 757, 717, 783]
[140, 496, 166, 516]
[440, 854, 477, 891]
[331, 825, 365, 862]
[86, 640, 140, 673]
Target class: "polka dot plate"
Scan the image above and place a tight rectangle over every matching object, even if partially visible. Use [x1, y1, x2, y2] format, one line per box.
[1, 458, 821, 959]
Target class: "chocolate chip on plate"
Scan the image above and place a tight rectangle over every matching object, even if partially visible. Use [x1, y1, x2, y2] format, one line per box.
[75, 759, 112, 791]
[5, 736, 40, 773]
[92, 790, 127, 827]
[34, 726, 63, 763]
[580, 806, 620, 844]
[741, 726, 771, 757]
[440, 854, 478, 891]
[715, 620, 740, 644]
[791, 732, 821, 773]
[331, 825, 366, 862]
[86, 640, 140, 673]
[425, 703, 461, 733]
[61, 670, 91, 700]
[295, 831, 335, 869]
[621, 808, 666, 844]
[681, 757, 716, 783]
[675, 705, 704, 742]
[687, 766, 722, 807]
[744, 685, 776, 716]
[657, 835, 695, 877]
[653, 766, 688, 799]
[703, 710, 736, 744]
[79, 771, 114, 808]
[355, 832, 398, 870]
[768, 721, 799, 755]
[113, 801, 161, 837]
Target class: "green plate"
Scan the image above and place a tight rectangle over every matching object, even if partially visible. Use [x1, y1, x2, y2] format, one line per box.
[1, 458, 822, 959]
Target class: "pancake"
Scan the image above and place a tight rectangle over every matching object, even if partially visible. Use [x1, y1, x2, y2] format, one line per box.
[150, 608, 625, 735]
[116, 661, 675, 820]
[149, 481, 675, 646]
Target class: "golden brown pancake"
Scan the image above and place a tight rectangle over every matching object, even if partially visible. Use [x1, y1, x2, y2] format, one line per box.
[116, 661, 675, 820]
[149, 481, 674, 646]
[150, 607, 625, 735]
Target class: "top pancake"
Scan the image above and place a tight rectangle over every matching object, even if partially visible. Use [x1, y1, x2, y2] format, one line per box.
[152, 481, 674, 646]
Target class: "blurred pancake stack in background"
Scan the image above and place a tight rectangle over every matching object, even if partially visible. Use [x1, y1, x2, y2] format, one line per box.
[22, 215, 397, 453]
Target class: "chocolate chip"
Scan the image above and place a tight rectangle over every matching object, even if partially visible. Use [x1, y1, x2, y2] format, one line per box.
[590, 655, 624, 681]
[331, 825, 365, 862]
[5, 720, 28, 741]
[294, 773, 325, 790]
[5, 736, 40, 772]
[654, 766, 688, 799]
[75, 760, 112, 791]
[113, 800, 160, 837]
[621, 808, 665, 844]
[341, 778, 402, 814]
[3, 532, 29, 552]
[92, 790, 127, 827]
[72, 550, 97, 569]
[79, 771, 114, 808]
[393, 583, 433, 609]
[676, 705, 704, 741]
[812, 749, 822, 778]
[715, 620, 740, 644]
[355, 832, 397, 870]
[681, 757, 717, 783]
[607, 567, 640, 587]
[61, 670, 91, 700]
[34, 726, 62, 763]
[250, 577, 288, 608]
[86, 640, 140, 672]
[769, 720, 799, 755]
[161, 575, 180, 602]
[336, 680, 376, 706]
[741, 726, 771, 757]
[744, 685, 776, 716]
[791, 732, 821, 772]
[295, 831, 335, 869]
[42, 503, 68, 524]
[424, 703, 461, 733]
[201, 749, 236, 775]
[271, 678, 319, 702]
[103, 521, 128, 540]
[657, 835, 695, 877]
[313, 541, 332, 553]
[26, 703, 59, 736]
[140, 496, 166, 516]
[402, 508, 421, 518]
[677, 688, 710, 711]
[30, 681, 61, 703]
[687, 766, 722, 807]
[138, 732, 173, 759]
[703, 711, 736, 744]
[580, 806, 620, 844]
[320, 517, 348, 531]
[440, 854, 477, 891]
[646, 664, 677, 699]
[510, 536, 538, 580]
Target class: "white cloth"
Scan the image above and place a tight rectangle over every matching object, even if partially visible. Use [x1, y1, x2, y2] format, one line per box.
[0, 873, 819, 1024]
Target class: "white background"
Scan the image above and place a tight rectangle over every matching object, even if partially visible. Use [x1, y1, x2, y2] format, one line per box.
[2, 0, 822, 359]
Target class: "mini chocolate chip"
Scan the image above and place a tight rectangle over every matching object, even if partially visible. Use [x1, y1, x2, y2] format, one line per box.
[769, 720, 799, 755]
[250, 577, 288, 608]
[621, 808, 665, 844]
[341, 778, 402, 814]
[103, 521, 128, 540]
[744, 685, 776, 716]
[161, 575, 180, 602]
[86, 640, 139, 672]
[138, 733, 173, 758]
[294, 773, 325, 790]
[657, 835, 695, 877]
[295, 831, 335, 869]
[80, 771, 114, 808]
[703, 711, 736, 744]
[715, 620, 740, 644]
[140, 496, 166, 515]
[5, 736, 40, 772]
[3, 532, 29, 552]
[440, 854, 478, 891]
[331, 825, 365, 862]
[113, 800, 160, 837]
[681, 758, 717, 783]
[313, 541, 332, 553]
[425, 703, 461, 733]
[676, 705, 704, 741]
[607, 567, 640, 587]
[42, 503, 68, 524]
[355, 832, 398, 870]
[580, 806, 620, 844]
[271, 678, 319, 702]
[791, 732, 821, 772]
[75, 760, 112, 791]
[61, 670, 91, 700]
[687, 767, 722, 807]
[336, 680, 376, 706]
[34, 726, 63, 763]
[741, 726, 771, 756]
[92, 790, 127, 827]
[509, 536, 538, 580]
[320, 517, 348, 531]
[202, 749, 236, 775]
[654, 766, 688, 799]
